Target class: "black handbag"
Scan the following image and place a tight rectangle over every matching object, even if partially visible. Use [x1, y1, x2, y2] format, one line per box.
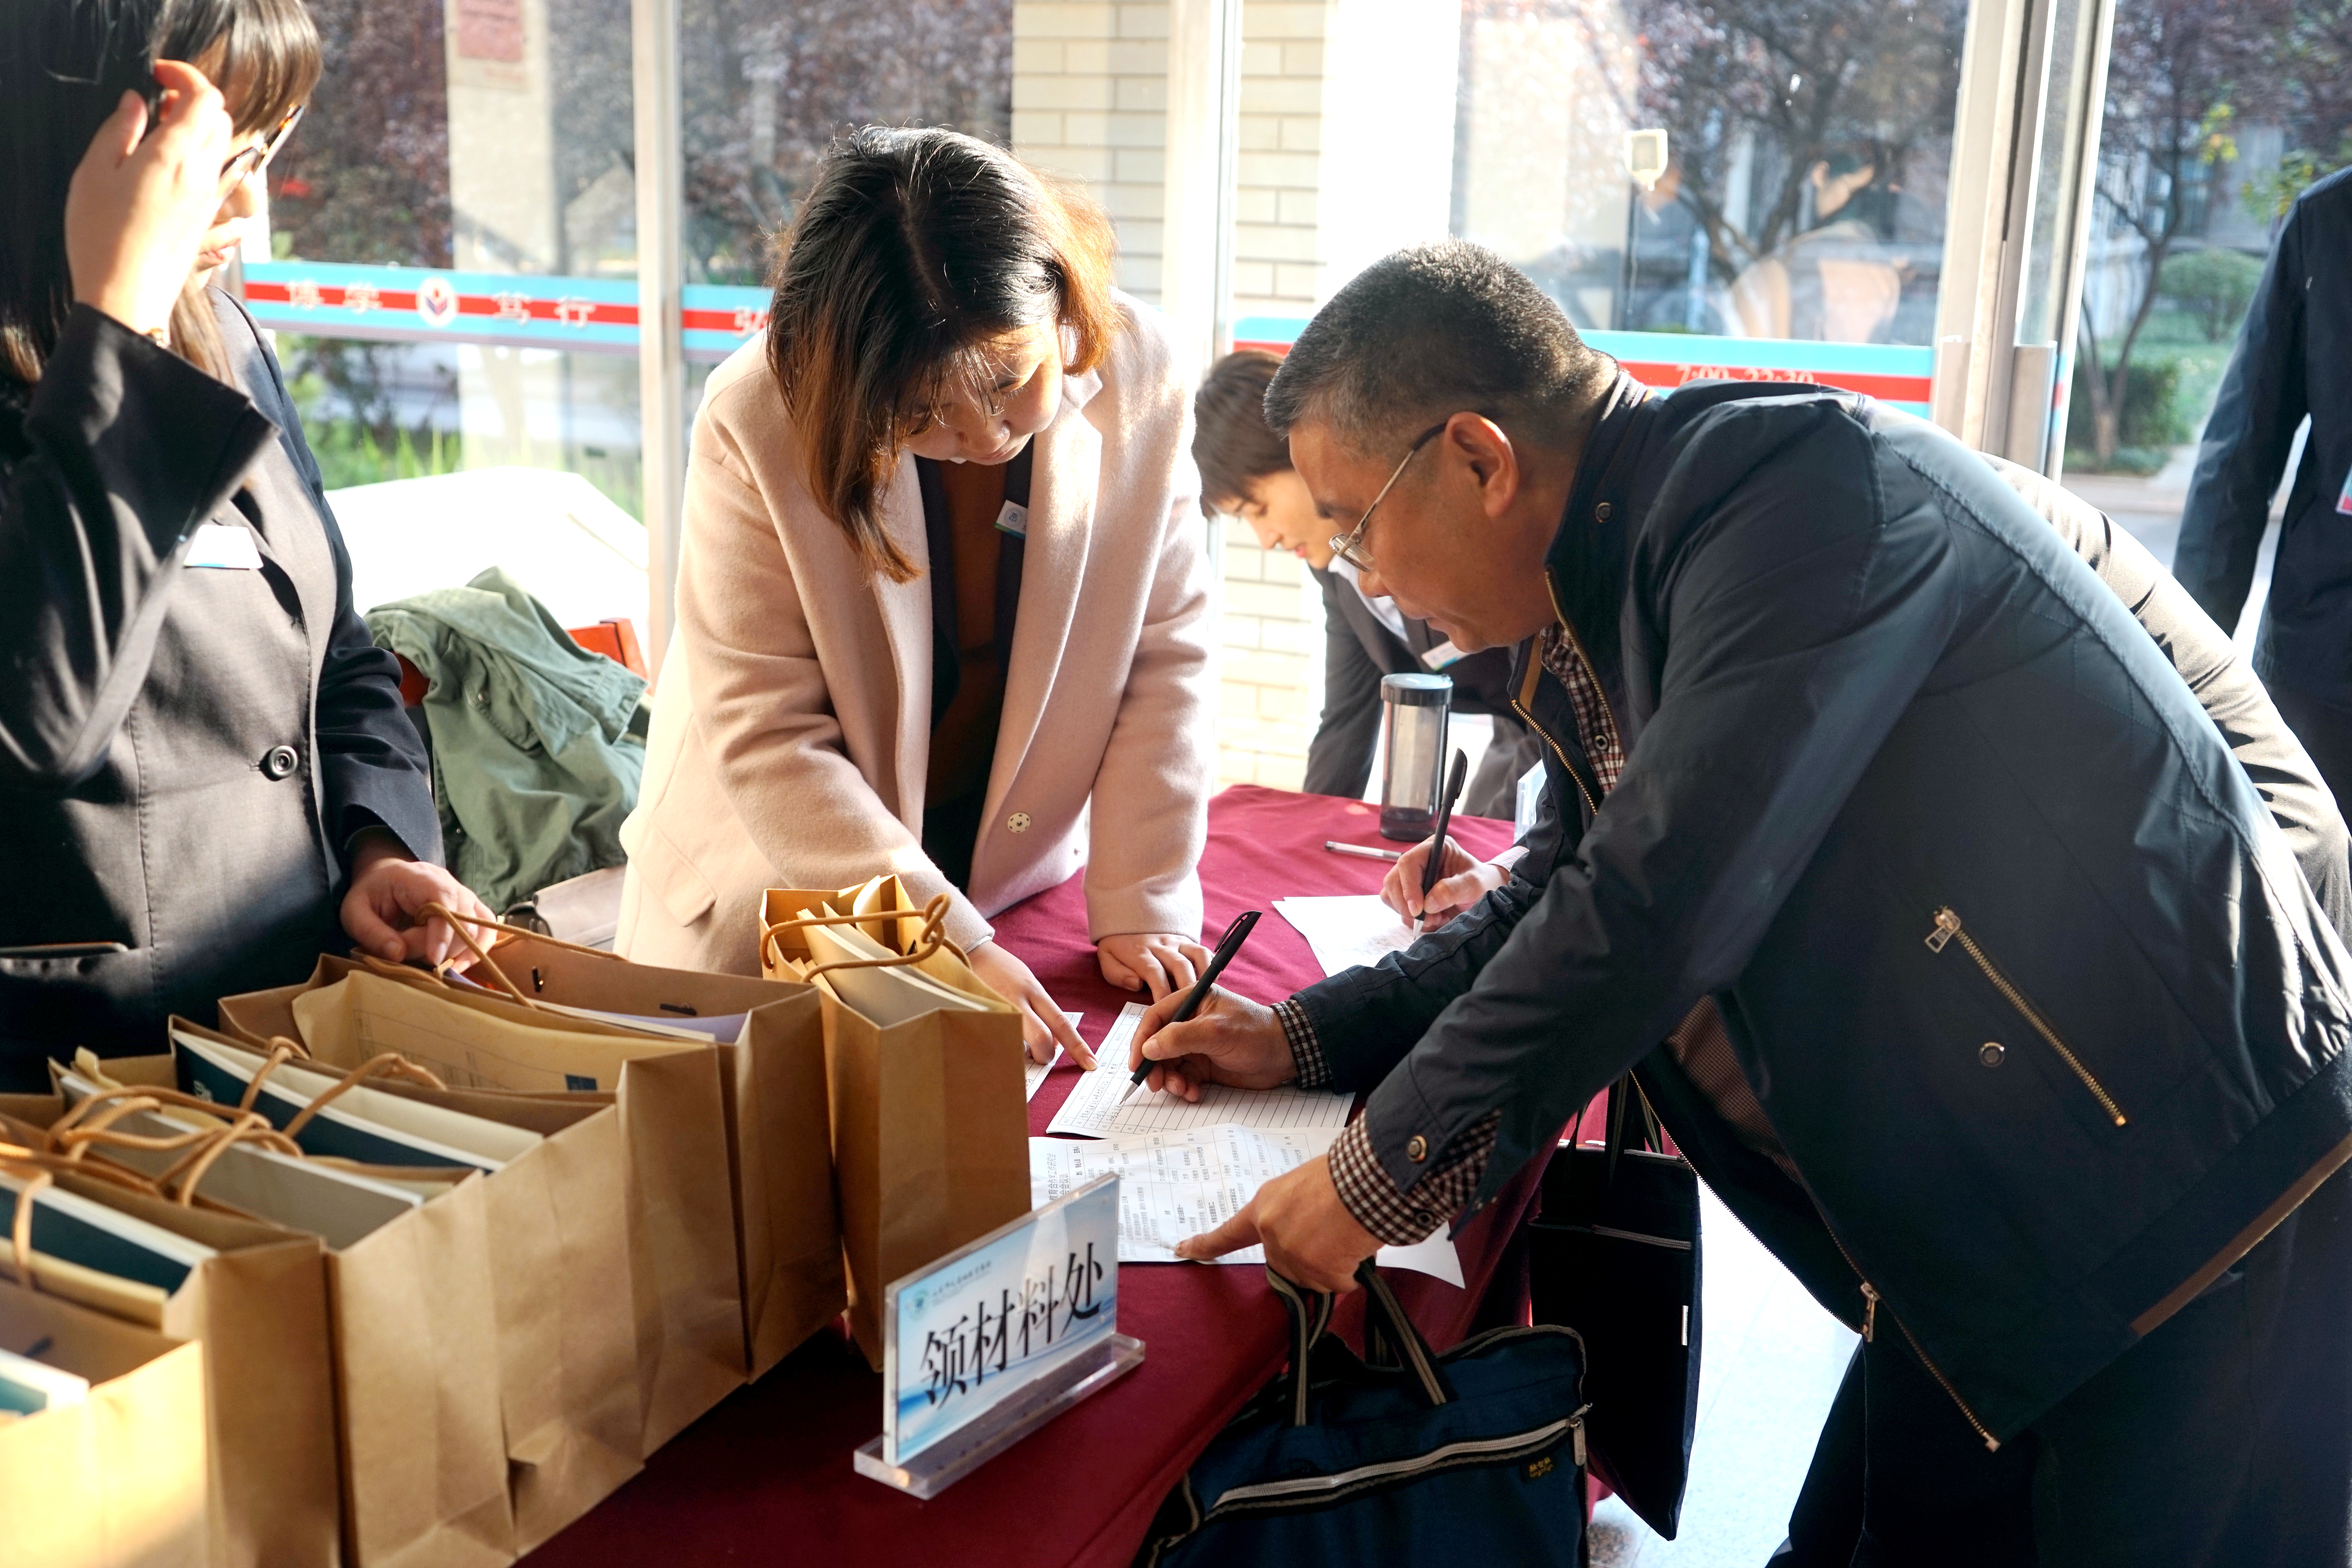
[1528, 1075, 1702, 1537]
[1138, 1263, 1591, 1567]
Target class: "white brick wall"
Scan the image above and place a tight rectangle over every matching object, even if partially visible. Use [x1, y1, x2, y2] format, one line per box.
[1014, 0, 1467, 793]
[1231, 2, 1334, 317]
[1012, 1, 1172, 300]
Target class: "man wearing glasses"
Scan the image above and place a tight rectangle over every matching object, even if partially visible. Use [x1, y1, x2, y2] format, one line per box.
[1133, 241, 2352, 1560]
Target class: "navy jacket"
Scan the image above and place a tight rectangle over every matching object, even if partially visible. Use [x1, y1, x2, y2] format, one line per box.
[0, 297, 440, 1079]
[1294, 377, 2352, 1442]
[2174, 166, 2352, 698]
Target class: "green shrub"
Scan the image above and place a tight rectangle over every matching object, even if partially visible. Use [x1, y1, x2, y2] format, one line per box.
[2067, 356, 2189, 463]
[2158, 248, 2264, 341]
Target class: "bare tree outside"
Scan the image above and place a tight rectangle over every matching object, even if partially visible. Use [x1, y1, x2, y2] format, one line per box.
[681, 0, 1013, 285]
[2075, 0, 2285, 468]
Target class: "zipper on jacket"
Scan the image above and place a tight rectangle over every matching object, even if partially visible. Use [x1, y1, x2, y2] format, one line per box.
[1510, 683, 1599, 821]
[1819, 1208, 2000, 1451]
[1508, 579, 1622, 822]
[1926, 907, 2127, 1127]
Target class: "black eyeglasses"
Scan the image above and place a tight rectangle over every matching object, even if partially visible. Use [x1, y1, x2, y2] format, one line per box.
[221, 102, 305, 187]
[1326, 421, 1447, 573]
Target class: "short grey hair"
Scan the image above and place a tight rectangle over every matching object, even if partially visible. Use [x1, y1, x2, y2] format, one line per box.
[1262, 240, 1613, 454]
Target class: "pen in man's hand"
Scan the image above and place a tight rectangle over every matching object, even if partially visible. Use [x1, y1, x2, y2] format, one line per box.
[1120, 909, 1261, 1105]
[1417, 749, 1470, 930]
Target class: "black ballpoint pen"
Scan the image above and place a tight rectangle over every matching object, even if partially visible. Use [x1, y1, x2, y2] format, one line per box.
[1118, 909, 1262, 1104]
[1418, 749, 1470, 930]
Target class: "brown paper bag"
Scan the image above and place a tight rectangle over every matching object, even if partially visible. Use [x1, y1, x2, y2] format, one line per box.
[759, 884, 1029, 1368]
[3, 1102, 339, 1568]
[44, 1045, 514, 1568]
[0, 1272, 210, 1568]
[436, 925, 844, 1383]
[218, 961, 748, 1453]
[160, 1020, 644, 1557]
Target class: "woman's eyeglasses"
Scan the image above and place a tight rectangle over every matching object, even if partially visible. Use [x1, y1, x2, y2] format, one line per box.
[1326, 421, 1447, 573]
[220, 103, 305, 187]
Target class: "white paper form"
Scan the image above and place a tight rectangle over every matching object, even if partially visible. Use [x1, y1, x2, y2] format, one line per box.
[1044, 1003, 1354, 1139]
[1274, 895, 1423, 978]
[1029, 1124, 1463, 1285]
[1023, 1012, 1087, 1102]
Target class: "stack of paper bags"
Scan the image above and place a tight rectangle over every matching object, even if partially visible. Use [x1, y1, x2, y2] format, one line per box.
[759, 877, 1028, 1366]
[0, 1093, 339, 1568]
[10, 1039, 539, 1568]
[0, 1271, 208, 1568]
[217, 940, 840, 1421]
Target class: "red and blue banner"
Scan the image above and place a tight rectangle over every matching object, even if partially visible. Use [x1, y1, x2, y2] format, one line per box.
[241, 261, 774, 362]
[238, 268, 1934, 417]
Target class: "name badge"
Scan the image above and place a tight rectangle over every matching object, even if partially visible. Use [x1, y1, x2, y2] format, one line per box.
[995, 499, 1029, 538]
[1422, 639, 1465, 670]
[2337, 463, 2352, 517]
[857, 1172, 1139, 1497]
[183, 521, 263, 571]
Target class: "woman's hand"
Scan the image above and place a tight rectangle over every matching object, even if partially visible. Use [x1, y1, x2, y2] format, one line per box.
[1098, 932, 1213, 1000]
[968, 939, 1095, 1067]
[65, 60, 234, 339]
[1381, 835, 1508, 929]
[341, 830, 497, 971]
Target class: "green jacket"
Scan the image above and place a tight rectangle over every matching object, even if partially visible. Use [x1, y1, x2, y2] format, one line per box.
[367, 568, 648, 910]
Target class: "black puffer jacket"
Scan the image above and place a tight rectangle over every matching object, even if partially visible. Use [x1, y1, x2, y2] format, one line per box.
[1295, 376, 2352, 1443]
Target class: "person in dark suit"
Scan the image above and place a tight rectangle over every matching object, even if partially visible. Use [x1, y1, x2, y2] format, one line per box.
[1193, 350, 1543, 819]
[0, 0, 490, 1088]
[2174, 166, 2352, 808]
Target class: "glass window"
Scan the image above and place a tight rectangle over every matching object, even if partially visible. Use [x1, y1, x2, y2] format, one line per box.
[251, 0, 643, 515]
[679, 0, 1014, 286]
[1453, 0, 1967, 348]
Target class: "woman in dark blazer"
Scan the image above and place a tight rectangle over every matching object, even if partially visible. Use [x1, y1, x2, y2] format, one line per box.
[0, 0, 488, 1088]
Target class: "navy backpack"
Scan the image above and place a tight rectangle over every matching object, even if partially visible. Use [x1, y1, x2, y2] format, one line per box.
[1138, 1261, 1591, 1566]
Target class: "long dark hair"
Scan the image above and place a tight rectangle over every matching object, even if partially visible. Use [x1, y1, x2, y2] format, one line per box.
[765, 126, 1121, 583]
[0, 0, 320, 386]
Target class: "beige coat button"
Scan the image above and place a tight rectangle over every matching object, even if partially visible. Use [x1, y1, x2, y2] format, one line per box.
[1007, 811, 1031, 833]
[1406, 1134, 1428, 1161]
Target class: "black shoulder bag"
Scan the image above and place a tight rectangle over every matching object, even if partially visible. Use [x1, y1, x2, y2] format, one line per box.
[1528, 1074, 1703, 1537]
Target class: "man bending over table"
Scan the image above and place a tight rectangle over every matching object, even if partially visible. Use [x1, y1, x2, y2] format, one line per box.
[1131, 240, 2352, 1564]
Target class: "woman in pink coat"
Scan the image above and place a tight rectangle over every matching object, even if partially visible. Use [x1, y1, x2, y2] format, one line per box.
[618, 127, 1215, 1062]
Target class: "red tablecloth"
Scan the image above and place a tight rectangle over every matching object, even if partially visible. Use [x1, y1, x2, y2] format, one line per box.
[526, 786, 1535, 1568]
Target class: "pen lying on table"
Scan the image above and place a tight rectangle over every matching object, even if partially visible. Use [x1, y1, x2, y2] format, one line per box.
[1323, 840, 1403, 862]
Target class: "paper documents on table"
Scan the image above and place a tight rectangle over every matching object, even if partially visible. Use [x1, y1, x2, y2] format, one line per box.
[1029, 1125, 1463, 1285]
[1023, 1012, 1085, 1101]
[1274, 895, 1423, 978]
[1044, 1002, 1353, 1138]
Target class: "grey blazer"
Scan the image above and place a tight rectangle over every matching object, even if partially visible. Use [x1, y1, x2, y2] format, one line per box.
[0, 295, 441, 1084]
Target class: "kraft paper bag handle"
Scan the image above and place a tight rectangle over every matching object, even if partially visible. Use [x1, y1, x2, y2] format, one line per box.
[150, 1118, 310, 1206]
[757, 892, 954, 980]
[422, 902, 629, 964]
[1, 1156, 53, 1296]
[0, 1148, 174, 1290]
[233, 1034, 453, 1141]
[408, 905, 543, 1009]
